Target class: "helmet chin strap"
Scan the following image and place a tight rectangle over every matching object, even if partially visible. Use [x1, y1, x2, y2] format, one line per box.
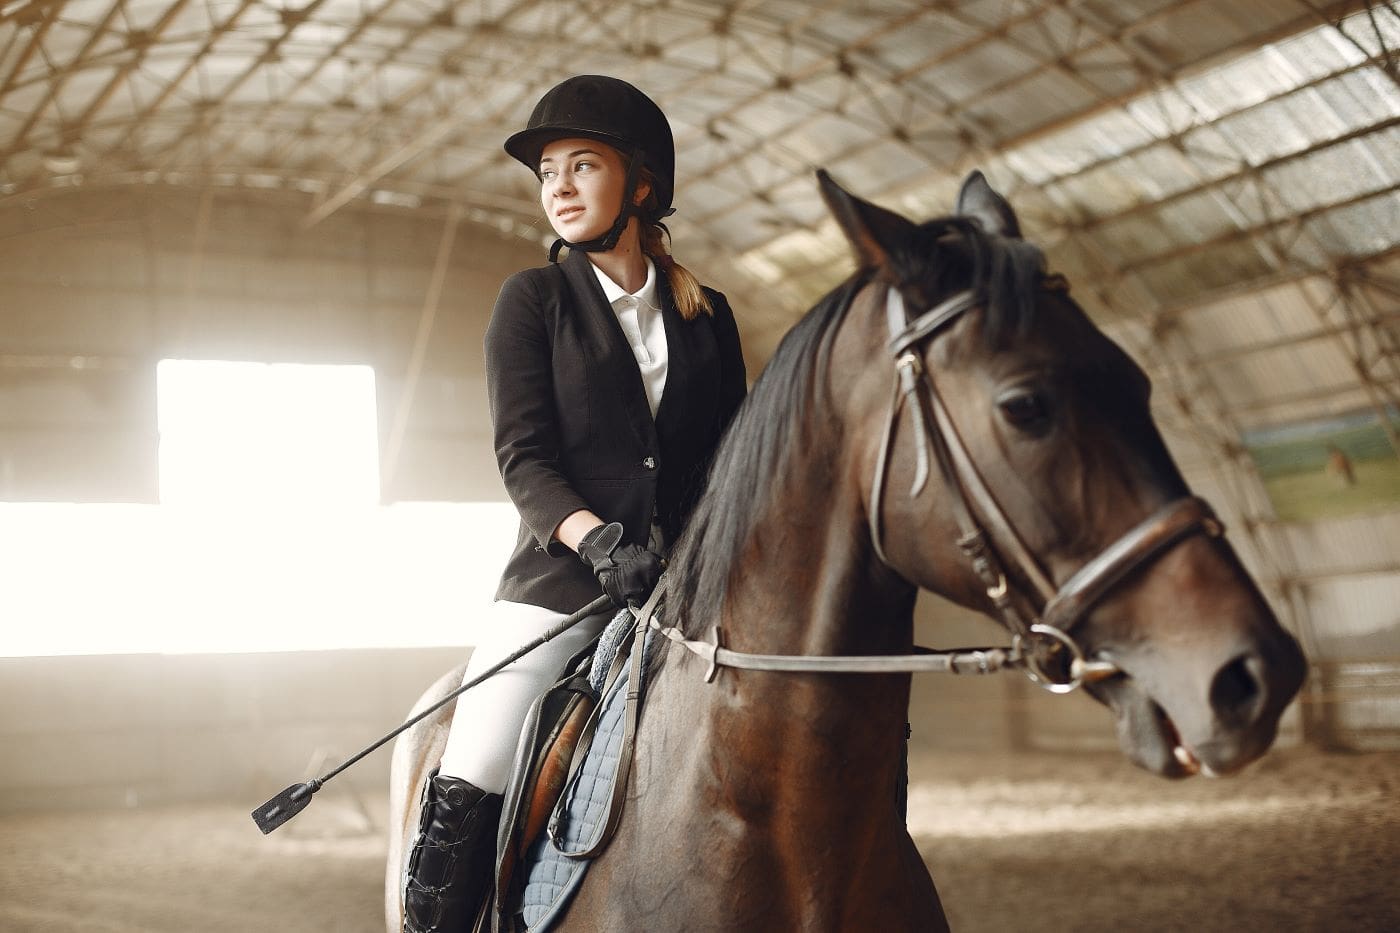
[548, 151, 672, 262]
[548, 206, 632, 262]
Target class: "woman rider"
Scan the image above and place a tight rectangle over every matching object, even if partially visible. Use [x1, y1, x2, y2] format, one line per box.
[401, 74, 748, 932]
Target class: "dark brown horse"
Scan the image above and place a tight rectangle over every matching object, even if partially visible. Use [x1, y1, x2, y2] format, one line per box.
[387, 171, 1307, 932]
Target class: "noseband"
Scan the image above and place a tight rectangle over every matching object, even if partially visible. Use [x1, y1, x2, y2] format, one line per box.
[868, 284, 1224, 692]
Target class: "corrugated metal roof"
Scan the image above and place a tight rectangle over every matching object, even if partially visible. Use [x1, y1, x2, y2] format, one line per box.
[1, 0, 1397, 669]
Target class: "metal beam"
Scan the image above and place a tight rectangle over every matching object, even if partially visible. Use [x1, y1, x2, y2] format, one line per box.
[88, 0, 259, 167]
[1228, 376, 1399, 416]
[196, 0, 415, 174]
[1281, 562, 1400, 584]
[3, 0, 124, 160]
[295, 0, 583, 226]
[65, 0, 192, 144]
[149, 0, 336, 175]
[1110, 180, 1400, 278]
[1190, 309, 1400, 366]
[299, 113, 475, 228]
[380, 202, 461, 491]
[1058, 112, 1400, 238]
[0, 0, 62, 102]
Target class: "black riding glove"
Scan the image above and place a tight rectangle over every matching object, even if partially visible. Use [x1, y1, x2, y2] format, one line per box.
[577, 521, 663, 609]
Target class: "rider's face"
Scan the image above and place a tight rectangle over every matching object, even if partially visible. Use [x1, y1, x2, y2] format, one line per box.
[538, 138, 648, 243]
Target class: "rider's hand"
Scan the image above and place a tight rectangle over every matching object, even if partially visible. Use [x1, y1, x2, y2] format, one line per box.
[576, 522, 662, 609]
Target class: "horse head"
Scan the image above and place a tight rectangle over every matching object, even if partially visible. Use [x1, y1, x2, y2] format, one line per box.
[817, 170, 1306, 779]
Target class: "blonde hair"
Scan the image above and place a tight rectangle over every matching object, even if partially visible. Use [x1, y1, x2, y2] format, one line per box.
[638, 169, 713, 321]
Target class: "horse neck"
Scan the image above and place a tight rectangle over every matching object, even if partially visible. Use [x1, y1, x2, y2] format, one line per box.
[667, 443, 918, 805]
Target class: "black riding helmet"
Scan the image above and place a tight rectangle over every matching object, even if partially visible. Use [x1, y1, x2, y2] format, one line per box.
[505, 75, 675, 260]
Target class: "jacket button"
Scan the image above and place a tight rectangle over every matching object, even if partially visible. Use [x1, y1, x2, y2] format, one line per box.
[642, 456, 656, 470]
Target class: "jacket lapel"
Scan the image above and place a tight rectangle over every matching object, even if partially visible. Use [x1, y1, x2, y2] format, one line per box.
[651, 268, 686, 430]
[561, 249, 658, 448]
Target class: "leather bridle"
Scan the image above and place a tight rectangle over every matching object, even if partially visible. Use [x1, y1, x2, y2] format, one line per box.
[869, 282, 1224, 691]
[645, 279, 1226, 695]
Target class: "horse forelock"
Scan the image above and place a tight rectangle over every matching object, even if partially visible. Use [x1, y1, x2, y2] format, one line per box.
[901, 217, 1050, 352]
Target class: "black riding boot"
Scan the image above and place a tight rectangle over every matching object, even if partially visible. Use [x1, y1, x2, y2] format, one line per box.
[403, 772, 503, 933]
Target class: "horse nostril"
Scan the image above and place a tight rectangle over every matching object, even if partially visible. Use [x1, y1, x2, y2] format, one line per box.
[1210, 654, 1265, 725]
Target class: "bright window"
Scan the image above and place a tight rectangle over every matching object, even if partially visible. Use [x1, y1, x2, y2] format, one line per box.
[156, 359, 380, 507]
[0, 360, 517, 656]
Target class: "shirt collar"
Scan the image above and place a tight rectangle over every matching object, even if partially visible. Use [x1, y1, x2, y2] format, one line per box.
[590, 256, 658, 311]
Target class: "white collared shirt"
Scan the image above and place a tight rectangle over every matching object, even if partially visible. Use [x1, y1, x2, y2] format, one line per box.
[591, 257, 668, 418]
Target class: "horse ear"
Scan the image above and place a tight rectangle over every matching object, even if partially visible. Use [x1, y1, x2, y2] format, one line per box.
[816, 168, 917, 275]
[956, 170, 1021, 238]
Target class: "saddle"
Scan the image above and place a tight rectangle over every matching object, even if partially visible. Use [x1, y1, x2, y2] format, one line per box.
[491, 610, 647, 932]
[494, 648, 597, 910]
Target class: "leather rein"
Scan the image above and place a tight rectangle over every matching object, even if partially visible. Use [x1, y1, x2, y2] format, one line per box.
[641, 280, 1225, 696]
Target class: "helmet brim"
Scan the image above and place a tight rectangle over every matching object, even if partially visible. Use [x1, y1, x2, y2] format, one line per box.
[503, 126, 635, 175]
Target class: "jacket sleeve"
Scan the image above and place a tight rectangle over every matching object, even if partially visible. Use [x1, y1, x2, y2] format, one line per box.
[484, 271, 589, 557]
[710, 290, 748, 430]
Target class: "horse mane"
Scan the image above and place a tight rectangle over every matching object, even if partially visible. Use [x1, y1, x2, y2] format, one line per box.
[665, 216, 1047, 638]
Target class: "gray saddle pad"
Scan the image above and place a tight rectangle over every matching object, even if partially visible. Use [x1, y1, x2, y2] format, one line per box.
[517, 623, 641, 930]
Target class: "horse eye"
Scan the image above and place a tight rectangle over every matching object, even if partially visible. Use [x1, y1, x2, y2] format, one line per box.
[997, 389, 1052, 432]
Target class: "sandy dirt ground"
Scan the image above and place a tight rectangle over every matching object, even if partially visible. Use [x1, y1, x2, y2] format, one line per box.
[1, 745, 1396, 932]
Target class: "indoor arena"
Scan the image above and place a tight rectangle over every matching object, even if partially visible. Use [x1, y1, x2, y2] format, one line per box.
[1, 2, 1397, 931]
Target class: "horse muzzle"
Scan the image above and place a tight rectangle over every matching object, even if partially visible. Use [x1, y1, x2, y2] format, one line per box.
[1090, 622, 1307, 778]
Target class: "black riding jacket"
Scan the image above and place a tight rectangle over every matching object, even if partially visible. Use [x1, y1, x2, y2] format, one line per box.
[485, 247, 747, 613]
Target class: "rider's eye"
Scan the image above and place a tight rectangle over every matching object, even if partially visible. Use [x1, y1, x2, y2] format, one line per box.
[997, 388, 1052, 433]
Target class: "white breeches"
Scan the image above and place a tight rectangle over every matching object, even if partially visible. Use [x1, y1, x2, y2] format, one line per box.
[437, 600, 611, 795]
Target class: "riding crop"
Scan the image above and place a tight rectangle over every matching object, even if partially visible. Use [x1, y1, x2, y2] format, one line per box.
[251, 593, 613, 834]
